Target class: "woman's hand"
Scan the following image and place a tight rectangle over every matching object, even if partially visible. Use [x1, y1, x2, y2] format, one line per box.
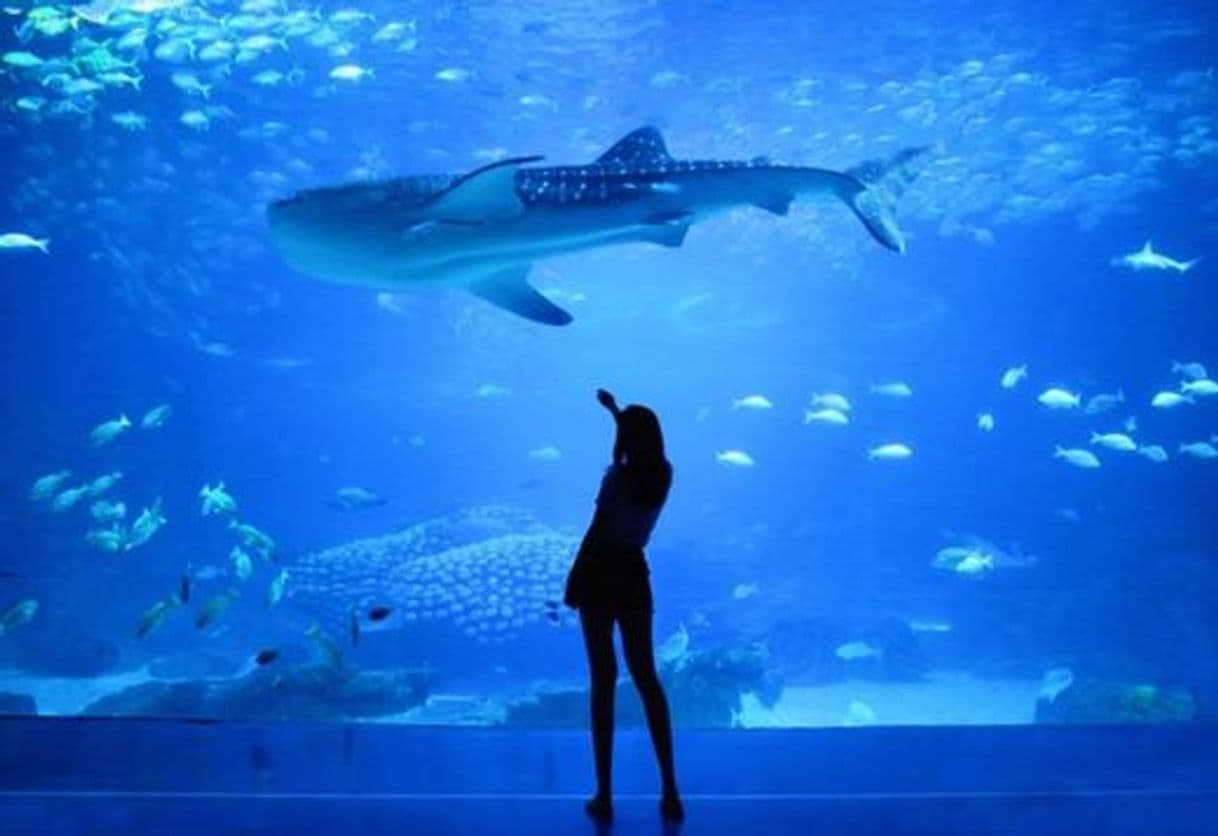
[596, 388, 620, 416]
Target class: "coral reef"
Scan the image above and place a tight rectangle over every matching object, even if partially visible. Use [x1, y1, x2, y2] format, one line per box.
[288, 506, 577, 644]
[81, 664, 433, 720]
[1035, 679, 1197, 724]
[504, 643, 781, 729]
[0, 692, 37, 715]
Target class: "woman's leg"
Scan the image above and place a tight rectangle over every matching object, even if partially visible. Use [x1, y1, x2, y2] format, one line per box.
[618, 609, 679, 799]
[579, 608, 618, 801]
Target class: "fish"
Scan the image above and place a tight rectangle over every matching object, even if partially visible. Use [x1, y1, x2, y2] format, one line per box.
[89, 500, 126, 523]
[811, 393, 852, 412]
[267, 127, 925, 325]
[835, 640, 882, 661]
[1084, 389, 1124, 414]
[528, 445, 563, 462]
[305, 621, 343, 667]
[330, 64, 374, 82]
[170, 71, 210, 98]
[126, 499, 166, 551]
[195, 589, 239, 630]
[328, 486, 386, 510]
[230, 519, 275, 559]
[200, 482, 238, 516]
[141, 403, 172, 429]
[0, 232, 50, 253]
[1112, 241, 1199, 273]
[231, 546, 254, 581]
[843, 700, 878, 726]
[178, 573, 191, 604]
[368, 605, 392, 622]
[1172, 361, 1207, 381]
[86, 472, 123, 496]
[434, 67, 472, 83]
[977, 413, 995, 432]
[657, 623, 690, 664]
[266, 569, 289, 607]
[732, 394, 773, 410]
[86, 527, 126, 553]
[373, 21, 414, 42]
[0, 599, 38, 636]
[1089, 432, 1136, 452]
[731, 583, 759, 600]
[89, 414, 132, 446]
[474, 383, 510, 398]
[1179, 442, 1218, 459]
[868, 443, 913, 461]
[136, 596, 179, 638]
[1054, 446, 1101, 469]
[954, 552, 994, 576]
[1151, 391, 1193, 409]
[1039, 668, 1075, 703]
[1180, 379, 1218, 397]
[1000, 365, 1027, 389]
[1037, 388, 1080, 410]
[868, 382, 913, 398]
[715, 450, 755, 467]
[30, 470, 71, 502]
[111, 112, 147, 131]
[803, 408, 849, 426]
[51, 485, 89, 512]
[1137, 445, 1168, 463]
[254, 648, 280, 666]
[908, 619, 953, 633]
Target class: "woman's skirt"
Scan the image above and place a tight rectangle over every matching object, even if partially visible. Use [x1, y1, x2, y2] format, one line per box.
[563, 544, 653, 613]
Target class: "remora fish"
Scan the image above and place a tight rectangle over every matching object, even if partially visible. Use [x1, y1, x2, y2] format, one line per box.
[267, 127, 926, 325]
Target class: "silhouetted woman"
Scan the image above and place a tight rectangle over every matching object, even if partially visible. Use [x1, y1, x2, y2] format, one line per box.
[564, 388, 683, 823]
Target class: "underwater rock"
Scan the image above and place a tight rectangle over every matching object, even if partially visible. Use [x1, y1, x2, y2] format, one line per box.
[761, 617, 846, 684]
[82, 664, 434, 720]
[665, 643, 777, 727]
[1035, 678, 1197, 724]
[504, 643, 779, 729]
[1, 629, 120, 678]
[0, 691, 37, 715]
[762, 617, 928, 684]
[289, 505, 576, 645]
[873, 617, 931, 681]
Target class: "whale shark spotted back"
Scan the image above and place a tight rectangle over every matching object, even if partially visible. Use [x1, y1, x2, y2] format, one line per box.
[267, 126, 928, 325]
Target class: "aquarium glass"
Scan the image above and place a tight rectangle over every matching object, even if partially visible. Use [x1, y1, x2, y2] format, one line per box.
[2, 0, 1215, 728]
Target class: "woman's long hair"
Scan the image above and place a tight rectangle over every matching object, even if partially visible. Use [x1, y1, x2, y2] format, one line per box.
[613, 405, 672, 508]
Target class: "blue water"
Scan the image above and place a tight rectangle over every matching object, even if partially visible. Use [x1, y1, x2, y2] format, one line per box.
[0, 0, 1215, 724]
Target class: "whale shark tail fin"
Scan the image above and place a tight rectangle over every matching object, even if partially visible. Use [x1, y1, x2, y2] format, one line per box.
[840, 145, 932, 254]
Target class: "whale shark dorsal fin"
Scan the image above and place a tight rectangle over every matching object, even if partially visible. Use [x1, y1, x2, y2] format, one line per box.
[596, 127, 672, 166]
[432, 155, 542, 223]
[469, 266, 573, 326]
[1140, 240, 1154, 254]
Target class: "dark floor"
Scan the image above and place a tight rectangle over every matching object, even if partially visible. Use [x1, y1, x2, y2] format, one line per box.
[0, 718, 1215, 834]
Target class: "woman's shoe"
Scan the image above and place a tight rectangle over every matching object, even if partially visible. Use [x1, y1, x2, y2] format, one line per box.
[585, 795, 613, 822]
[660, 793, 684, 822]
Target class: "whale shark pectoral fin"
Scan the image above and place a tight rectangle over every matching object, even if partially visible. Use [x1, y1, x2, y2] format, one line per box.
[753, 194, 793, 215]
[639, 213, 691, 247]
[469, 267, 573, 326]
[431, 155, 543, 224]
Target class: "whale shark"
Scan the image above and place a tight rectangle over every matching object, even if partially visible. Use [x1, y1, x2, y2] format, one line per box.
[1112, 241, 1200, 274]
[267, 127, 925, 325]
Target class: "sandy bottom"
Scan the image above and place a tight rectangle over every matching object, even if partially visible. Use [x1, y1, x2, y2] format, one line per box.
[738, 672, 1041, 727]
[3, 667, 1040, 727]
